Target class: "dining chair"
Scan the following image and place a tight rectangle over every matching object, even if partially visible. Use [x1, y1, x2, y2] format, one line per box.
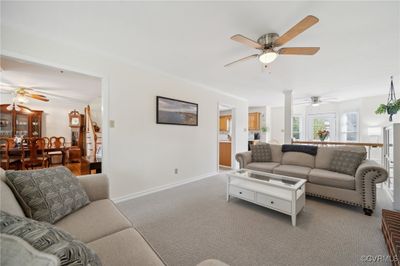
[21, 138, 48, 169]
[0, 138, 19, 170]
[43, 137, 51, 149]
[48, 136, 66, 166]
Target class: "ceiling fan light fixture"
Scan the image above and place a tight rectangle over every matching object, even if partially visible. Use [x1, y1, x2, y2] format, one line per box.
[15, 95, 28, 104]
[6, 104, 13, 111]
[258, 50, 278, 64]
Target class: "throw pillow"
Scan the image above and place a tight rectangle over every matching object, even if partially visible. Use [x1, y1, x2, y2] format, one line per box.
[1, 234, 60, 266]
[6, 166, 90, 224]
[0, 211, 101, 266]
[329, 150, 366, 176]
[251, 143, 272, 162]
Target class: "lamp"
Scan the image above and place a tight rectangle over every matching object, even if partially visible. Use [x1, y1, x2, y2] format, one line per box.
[259, 49, 278, 64]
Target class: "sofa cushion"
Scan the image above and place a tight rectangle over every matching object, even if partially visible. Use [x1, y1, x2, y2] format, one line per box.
[308, 169, 355, 190]
[87, 228, 164, 266]
[273, 165, 312, 179]
[0, 211, 101, 266]
[55, 199, 132, 243]
[245, 162, 280, 173]
[1, 234, 60, 266]
[281, 152, 315, 168]
[329, 150, 365, 176]
[270, 144, 283, 163]
[315, 146, 367, 170]
[0, 180, 25, 217]
[6, 166, 90, 224]
[251, 143, 272, 162]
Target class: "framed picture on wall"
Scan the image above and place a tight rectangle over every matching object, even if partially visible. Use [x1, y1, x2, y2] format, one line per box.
[156, 96, 198, 126]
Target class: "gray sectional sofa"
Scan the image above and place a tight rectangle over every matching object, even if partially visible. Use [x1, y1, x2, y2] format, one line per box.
[235, 144, 388, 215]
[0, 168, 165, 266]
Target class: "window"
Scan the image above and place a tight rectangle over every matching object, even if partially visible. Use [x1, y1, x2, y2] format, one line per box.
[292, 115, 303, 140]
[307, 114, 336, 141]
[340, 112, 359, 141]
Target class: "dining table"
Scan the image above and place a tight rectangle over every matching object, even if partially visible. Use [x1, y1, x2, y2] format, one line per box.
[2, 146, 68, 169]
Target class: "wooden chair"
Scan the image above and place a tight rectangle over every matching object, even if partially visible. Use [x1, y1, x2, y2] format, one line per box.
[43, 137, 50, 149]
[0, 138, 19, 170]
[21, 138, 48, 169]
[48, 136, 66, 166]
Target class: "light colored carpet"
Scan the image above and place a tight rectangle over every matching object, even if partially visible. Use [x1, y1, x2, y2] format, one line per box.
[118, 174, 392, 266]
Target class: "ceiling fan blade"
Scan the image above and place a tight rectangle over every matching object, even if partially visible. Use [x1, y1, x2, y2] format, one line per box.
[278, 47, 320, 55]
[224, 54, 258, 67]
[26, 93, 49, 102]
[231, 34, 262, 49]
[274, 15, 319, 47]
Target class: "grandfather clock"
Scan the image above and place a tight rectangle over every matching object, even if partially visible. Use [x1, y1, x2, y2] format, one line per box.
[68, 110, 83, 162]
[69, 110, 81, 145]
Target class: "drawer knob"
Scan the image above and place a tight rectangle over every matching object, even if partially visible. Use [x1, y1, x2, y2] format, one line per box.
[270, 201, 274, 204]
[239, 192, 242, 194]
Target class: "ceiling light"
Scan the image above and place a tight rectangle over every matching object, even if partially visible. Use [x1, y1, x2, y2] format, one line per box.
[15, 95, 28, 104]
[259, 50, 278, 64]
[311, 103, 320, 107]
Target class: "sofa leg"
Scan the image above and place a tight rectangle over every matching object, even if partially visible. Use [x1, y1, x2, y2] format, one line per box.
[363, 208, 373, 216]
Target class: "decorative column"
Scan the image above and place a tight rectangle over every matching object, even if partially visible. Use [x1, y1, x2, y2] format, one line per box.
[283, 90, 293, 144]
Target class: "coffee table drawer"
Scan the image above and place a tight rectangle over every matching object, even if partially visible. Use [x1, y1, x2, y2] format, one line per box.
[230, 185, 255, 201]
[256, 193, 291, 213]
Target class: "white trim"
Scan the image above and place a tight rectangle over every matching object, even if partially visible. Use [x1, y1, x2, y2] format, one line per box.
[112, 171, 218, 203]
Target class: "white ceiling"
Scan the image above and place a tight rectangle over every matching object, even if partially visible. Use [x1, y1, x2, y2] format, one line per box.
[1, 1, 399, 106]
[0, 56, 101, 103]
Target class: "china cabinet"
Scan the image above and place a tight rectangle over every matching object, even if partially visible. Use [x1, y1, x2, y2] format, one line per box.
[383, 123, 400, 210]
[0, 104, 43, 138]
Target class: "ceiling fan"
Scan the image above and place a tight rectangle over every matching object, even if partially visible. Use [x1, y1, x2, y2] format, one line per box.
[0, 85, 49, 111]
[294, 96, 337, 107]
[225, 15, 320, 67]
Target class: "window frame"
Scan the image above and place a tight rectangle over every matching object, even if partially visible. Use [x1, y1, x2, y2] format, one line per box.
[340, 111, 360, 142]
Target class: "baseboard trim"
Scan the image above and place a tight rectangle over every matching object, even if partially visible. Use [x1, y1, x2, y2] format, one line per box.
[112, 171, 218, 203]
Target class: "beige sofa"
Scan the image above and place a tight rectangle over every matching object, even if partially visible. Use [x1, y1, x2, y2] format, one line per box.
[0, 169, 165, 266]
[235, 144, 388, 215]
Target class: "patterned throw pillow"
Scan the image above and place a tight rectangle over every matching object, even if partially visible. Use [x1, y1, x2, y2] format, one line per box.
[329, 150, 366, 176]
[251, 143, 272, 162]
[6, 166, 90, 224]
[0, 211, 101, 266]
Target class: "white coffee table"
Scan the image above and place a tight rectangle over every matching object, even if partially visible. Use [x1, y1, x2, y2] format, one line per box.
[227, 169, 306, 226]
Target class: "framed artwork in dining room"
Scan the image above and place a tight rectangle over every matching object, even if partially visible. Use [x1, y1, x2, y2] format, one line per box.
[156, 96, 198, 126]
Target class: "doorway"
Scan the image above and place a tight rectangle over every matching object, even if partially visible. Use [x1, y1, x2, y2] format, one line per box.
[218, 104, 235, 172]
[0, 55, 106, 176]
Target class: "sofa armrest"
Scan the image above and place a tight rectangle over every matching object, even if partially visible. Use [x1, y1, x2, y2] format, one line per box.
[78, 173, 110, 201]
[355, 160, 388, 210]
[235, 151, 252, 169]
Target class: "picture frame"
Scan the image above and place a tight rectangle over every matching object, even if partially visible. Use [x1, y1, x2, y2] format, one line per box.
[156, 96, 198, 126]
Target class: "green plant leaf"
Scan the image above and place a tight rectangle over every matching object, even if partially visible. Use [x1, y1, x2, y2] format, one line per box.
[375, 104, 387, 114]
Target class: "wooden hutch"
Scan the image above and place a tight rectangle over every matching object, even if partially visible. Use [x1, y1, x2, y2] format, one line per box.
[0, 104, 43, 138]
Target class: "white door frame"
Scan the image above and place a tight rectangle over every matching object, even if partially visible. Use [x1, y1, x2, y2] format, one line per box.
[1, 50, 110, 174]
[217, 103, 236, 171]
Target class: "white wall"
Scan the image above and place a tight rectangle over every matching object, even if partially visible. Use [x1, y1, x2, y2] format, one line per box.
[270, 106, 285, 144]
[1, 93, 87, 144]
[1, 25, 248, 200]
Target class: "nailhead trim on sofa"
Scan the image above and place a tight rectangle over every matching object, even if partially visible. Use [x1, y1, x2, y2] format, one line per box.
[306, 192, 362, 207]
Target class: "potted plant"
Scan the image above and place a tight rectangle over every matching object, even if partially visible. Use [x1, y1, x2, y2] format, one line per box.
[376, 76, 399, 122]
[317, 130, 329, 141]
[375, 100, 400, 122]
